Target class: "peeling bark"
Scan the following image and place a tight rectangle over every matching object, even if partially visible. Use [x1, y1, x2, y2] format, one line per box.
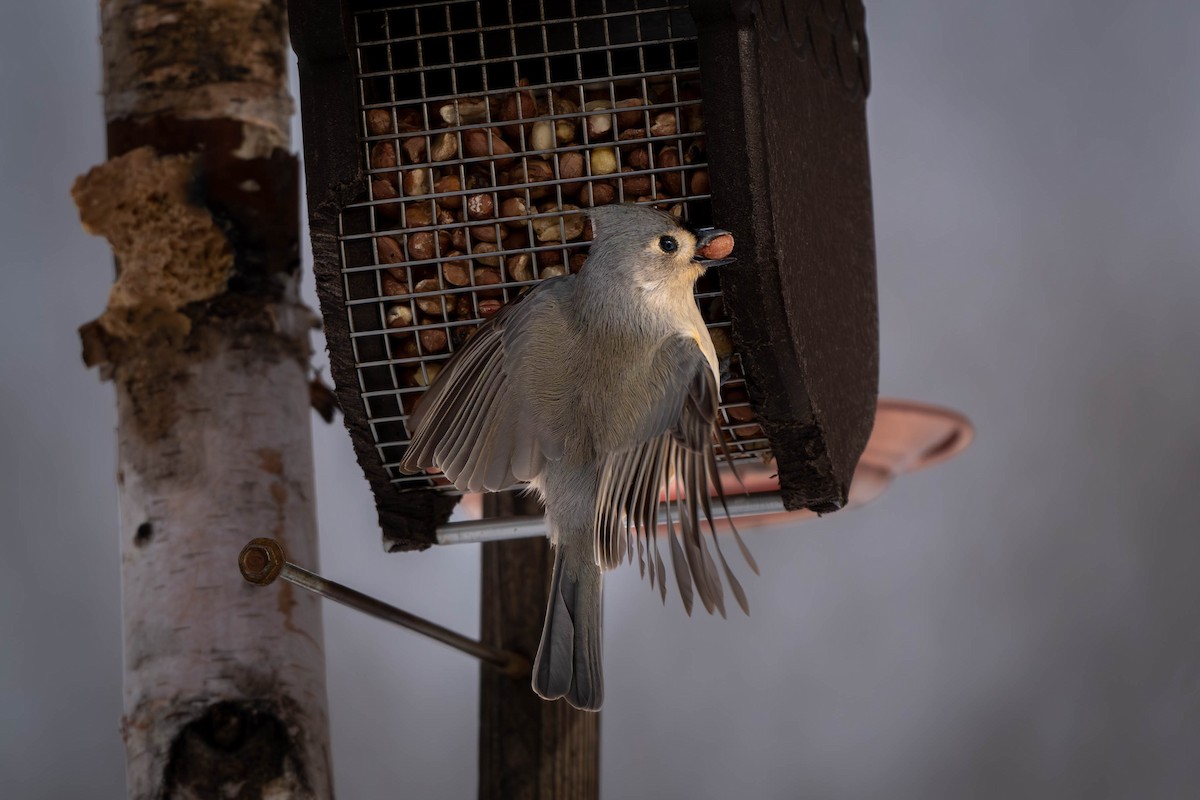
[78, 1, 332, 796]
[100, 0, 292, 140]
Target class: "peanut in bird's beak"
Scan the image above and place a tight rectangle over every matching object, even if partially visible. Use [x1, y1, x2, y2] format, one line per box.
[691, 227, 736, 269]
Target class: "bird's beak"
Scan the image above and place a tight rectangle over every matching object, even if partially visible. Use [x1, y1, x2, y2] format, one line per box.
[691, 227, 736, 269]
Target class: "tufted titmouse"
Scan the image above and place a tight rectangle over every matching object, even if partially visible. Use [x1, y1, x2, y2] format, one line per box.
[401, 204, 755, 710]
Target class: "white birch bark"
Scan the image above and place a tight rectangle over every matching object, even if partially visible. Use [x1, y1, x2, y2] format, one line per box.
[75, 1, 333, 795]
[115, 319, 332, 798]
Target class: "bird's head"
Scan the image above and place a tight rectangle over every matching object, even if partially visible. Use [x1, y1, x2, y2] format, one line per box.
[584, 204, 734, 293]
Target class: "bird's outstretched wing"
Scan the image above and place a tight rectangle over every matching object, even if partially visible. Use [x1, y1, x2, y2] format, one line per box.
[399, 279, 568, 492]
[594, 335, 758, 616]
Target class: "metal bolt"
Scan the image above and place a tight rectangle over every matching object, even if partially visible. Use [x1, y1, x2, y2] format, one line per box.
[238, 537, 284, 586]
[237, 537, 529, 678]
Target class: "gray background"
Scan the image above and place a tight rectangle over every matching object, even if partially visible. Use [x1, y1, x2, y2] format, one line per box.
[3, 1, 1199, 797]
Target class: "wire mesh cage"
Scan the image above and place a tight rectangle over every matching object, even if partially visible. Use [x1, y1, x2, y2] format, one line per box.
[291, 0, 879, 549]
[340, 0, 767, 494]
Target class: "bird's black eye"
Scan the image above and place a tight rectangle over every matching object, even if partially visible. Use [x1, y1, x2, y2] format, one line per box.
[659, 235, 678, 253]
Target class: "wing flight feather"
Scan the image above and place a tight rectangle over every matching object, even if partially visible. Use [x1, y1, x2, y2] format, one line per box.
[594, 335, 755, 615]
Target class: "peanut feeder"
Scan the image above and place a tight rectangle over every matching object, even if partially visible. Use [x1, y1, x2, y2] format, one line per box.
[290, 0, 879, 550]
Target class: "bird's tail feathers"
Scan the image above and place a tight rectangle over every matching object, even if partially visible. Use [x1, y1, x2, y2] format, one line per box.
[532, 547, 603, 711]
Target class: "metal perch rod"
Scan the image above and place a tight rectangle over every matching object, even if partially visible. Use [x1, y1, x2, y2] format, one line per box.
[435, 490, 786, 545]
[238, 537, 529, 678]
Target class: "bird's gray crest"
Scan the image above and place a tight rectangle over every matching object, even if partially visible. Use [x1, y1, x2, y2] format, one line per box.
[587, 203, 684, 240]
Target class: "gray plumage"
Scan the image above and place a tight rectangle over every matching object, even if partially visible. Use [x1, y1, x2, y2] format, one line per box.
[400, 204, 756, 711]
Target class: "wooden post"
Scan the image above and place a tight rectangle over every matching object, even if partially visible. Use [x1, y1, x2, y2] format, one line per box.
[479, 494, 600, 800]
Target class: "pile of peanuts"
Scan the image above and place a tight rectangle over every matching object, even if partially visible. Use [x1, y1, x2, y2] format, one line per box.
[365, 80, 706, 383]
[362, 78, 762, 451]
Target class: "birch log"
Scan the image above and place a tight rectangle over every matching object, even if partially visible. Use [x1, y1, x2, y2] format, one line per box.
[74, 1, 332, 796]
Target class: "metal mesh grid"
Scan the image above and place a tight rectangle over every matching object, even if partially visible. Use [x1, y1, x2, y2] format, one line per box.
[340, 0, 770, 490]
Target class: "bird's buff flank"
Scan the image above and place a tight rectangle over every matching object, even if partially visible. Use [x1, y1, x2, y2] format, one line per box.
[401, 204, 756, 710]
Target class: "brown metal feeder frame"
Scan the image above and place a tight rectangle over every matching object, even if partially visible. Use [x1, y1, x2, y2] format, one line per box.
[289, 0, 878, 552]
